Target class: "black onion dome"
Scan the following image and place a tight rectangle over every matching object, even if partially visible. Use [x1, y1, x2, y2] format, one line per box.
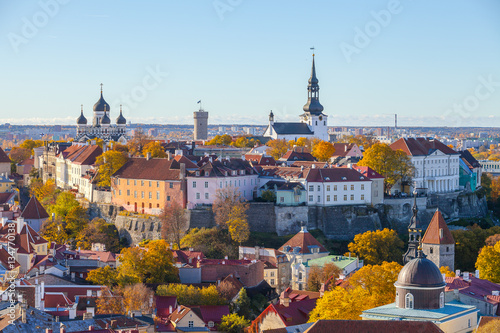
[77, 110, 87, 125]
[93, 91, 111, 112]
[101, 112, 111, 124]
[395, 253, 445, 288]
[116, 110, 126, 124]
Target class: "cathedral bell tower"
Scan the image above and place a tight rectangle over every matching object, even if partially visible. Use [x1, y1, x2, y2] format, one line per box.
[300, 54, 328, 141]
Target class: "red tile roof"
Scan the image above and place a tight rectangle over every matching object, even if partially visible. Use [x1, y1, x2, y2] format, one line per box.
[353, 165, 384, 179]
[59, 144, 103, 165]
[305, 167, 369, 183]
[191, 305, 230, 327]
[44, 292, 73, 308]
[279, 229, 328, 255]
[0, 147, 10, 163]
[245, 154, 277, 166]
[256, 298, 317, 328]
[390, 138, 458, 156]
[446, 275, 500, 313]
[113, 157, 182, 181]
[280, 151, 316, 162]
[0, 192, 16, 205]
[156, 295, 177, 318]
[78, 250, 117, 263]
[301, 320, 443, 333]
[290, 161, 328, 168]
[422, 209, 455, 245]
[332, 143, 355, 157]
[21, 195, 49, 219]
[0, 247, 20, 269]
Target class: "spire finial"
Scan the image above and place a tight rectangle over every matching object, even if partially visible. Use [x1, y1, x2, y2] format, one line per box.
[310, 46, 315, 57]
[81, 104, 83, 113]
[100, 83, 103, 93]
[120, 104, 123, 114]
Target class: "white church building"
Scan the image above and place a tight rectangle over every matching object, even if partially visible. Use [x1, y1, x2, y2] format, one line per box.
[263, 54, 329, 142]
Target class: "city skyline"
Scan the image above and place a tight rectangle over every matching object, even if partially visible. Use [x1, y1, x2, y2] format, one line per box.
[1, 0, 500, 127]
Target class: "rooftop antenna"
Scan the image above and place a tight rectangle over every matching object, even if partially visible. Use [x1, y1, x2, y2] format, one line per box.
[197, 100, 203, 111]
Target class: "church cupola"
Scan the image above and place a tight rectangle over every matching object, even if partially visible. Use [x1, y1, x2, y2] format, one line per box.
[116, 105, 127, 126]
[302, 54, 324, 115]
[93, 83, 110, 112]
[269, 110, 274, 123]
[76, 105, 87, 125]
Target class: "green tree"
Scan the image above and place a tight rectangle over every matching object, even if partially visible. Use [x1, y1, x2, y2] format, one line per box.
[476, 242, 500, 283]
[181, 227, 236, 259]
[219, 313, 250, 333]
[452, 225, 500, 271]
[65, 205, 89, 238]
[96, 150, 129, 187]
[156, 284, 226, 306]
[75, 218, 121, 252]
[348, 228, 404, 265]
[234, 288, 251, 319]
[260, 190, 276, 202]
[48, 191, 81, 220]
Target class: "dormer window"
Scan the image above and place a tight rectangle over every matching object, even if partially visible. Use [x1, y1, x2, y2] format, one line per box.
[232, 170, 237, 176]
[196, 171, 200, 176]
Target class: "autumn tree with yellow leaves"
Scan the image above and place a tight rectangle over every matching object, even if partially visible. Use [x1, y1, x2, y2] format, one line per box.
[311, 139, 336, 162]
[358, 143, 414, 193]
[266, 139, 291, 160]
[307, 263, 341, 292]
[142, 141, 167, 158]
[476, 241, 500, 283]
[96, 150, 129, 187]
[308, 261, 402, 321]
[348, 228, 404, 265]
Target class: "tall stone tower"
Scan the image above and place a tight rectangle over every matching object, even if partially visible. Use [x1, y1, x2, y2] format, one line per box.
[193, 104, 208, 141]
[421, 209, 455, 272]
[403, 195, 422, 264]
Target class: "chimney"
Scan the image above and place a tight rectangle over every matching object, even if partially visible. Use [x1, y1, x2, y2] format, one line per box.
[17, 217, 25, 234]
[475, 270, 480, 278]
[167, 151, 172, 161]
[464, 272, 470, 281]
[88, 326, 94, 331]
[224, 256, 228, 260]
[146, 152, 151, 160]
[442, 273, 446, 282]
[87, 290, 92, 297]
[169, 305, 173, 314]
[46, 329, 53, 333]
[1, 217, 7, 227]
[455, 270, 461, 277]
[41, 281, 45, 296]
[71, 272, 75, 281]
[254, 246, 260, 260]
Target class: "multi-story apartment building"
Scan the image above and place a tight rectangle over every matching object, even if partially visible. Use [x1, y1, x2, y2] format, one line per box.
[305, 167, 372, 206]
[390, 138, 460, 194]
[55, 144, 102, 190]
[111, 155, 197, 214]
[186, 157, 259, 208]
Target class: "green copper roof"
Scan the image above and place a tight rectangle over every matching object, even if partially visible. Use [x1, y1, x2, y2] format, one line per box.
[304, 255, 358, 270]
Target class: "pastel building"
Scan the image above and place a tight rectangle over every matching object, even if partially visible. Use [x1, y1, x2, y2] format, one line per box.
[390, 138, 460, 194]
[186, 157, 259, 208]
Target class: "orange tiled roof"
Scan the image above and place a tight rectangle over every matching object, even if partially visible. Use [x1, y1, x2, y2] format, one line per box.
[422, 209, 455, 245]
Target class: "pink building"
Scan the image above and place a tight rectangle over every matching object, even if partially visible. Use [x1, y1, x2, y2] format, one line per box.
[186, 157, 259, 208]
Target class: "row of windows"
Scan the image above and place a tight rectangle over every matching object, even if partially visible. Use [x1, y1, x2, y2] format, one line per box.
[121, 190, 162, 200]
[193, 179, 256, 188]
[194, 191, 247, 200]
[120, 179, 175, 188]
[398, 292, 444, 309]
[308, 194, 365, 202]
[308, 184, 365, 192]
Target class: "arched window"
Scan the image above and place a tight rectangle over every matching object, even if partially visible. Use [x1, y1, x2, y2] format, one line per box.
[439, 292, 444, 308]
[405, 293, 414, 309]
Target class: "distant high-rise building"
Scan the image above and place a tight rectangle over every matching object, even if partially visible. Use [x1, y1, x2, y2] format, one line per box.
[193, 106, 208, 141]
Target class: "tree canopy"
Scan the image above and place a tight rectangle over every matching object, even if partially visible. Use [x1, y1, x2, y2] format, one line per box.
[142, 141, 167, 158]
[476, 241, 500, 283]
[96, 150, 129, 187]
[160, 200, 188, 250]
[266, 139, 291, 160]
[219, 313, 250, 333]
[181, 227, 236, 259]
[156, 284, 226, 306]
[358, 143, 414, 193]
[311, 139, 335, 162]
[347, 228, 404, 265]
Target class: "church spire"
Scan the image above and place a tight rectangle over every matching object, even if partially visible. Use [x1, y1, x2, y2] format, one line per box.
[403, 191, 422, 264]
[303, 53, 324, 114]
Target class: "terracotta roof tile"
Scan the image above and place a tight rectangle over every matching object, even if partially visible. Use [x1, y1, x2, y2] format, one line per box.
[0, 147, 10, 163]
[305, 167, 369, 183]
[113, 157, 182, 181]
[21, 195, 49, 219]
[390, 137, 458, 156]
[280, 151, 316, 162]
[279, 229, 328, 255]
[422, 210, 455, 245]
[301, 320, 443, 333]
[0, 192, 16, 205]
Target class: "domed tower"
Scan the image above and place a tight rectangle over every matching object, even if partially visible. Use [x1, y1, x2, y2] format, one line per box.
[92, 83, 111, 127]
[101, 106, 111, 128]
[76, 105, 87, 135]
[395, 248, 446, 310]
[116, 105, 127, 133]
[299, 53, 328, 141]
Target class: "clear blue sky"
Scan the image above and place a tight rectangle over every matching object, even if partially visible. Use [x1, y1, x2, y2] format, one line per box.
[1, 0, 499, 127]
